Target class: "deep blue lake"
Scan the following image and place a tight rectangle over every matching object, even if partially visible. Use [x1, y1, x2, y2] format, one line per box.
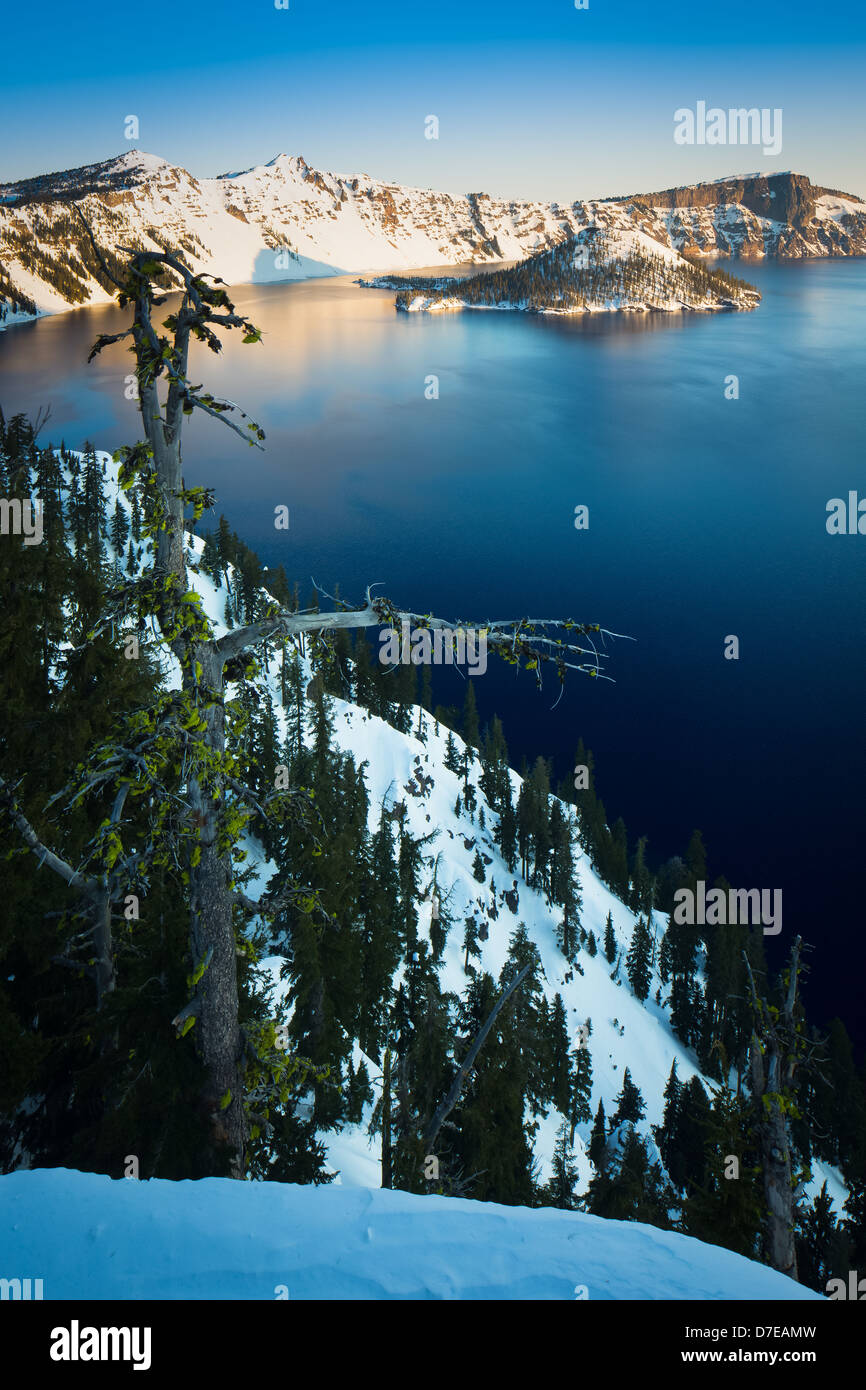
[2, 258, 864, 1048]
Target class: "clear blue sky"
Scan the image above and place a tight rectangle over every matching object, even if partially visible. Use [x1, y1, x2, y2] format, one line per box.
[2, 0, 864, 199]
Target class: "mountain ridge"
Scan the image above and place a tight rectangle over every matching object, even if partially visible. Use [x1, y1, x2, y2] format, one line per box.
[1, 153, 864, 328]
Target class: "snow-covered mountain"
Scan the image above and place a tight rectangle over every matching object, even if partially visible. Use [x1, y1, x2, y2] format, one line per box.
[1, 152, 863, 327]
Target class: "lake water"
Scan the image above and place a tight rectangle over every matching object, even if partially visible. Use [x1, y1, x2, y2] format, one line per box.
[2, 259, 864, 1045]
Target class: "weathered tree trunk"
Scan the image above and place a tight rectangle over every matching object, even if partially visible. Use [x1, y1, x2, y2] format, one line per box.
[381, 1048, 392, 1189]
[92, 885, 115, 1010]
[139, 356, 248, 1176]
[744, 935, 804, 1282]
[749, 1043, 798, 1279]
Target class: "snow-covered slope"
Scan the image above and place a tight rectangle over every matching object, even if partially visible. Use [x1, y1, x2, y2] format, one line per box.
[1, 155, 863, 328]
[80, 449, 846, 1220]
[0, 1167, 823, 1300]
[2, 445, 849, 1298]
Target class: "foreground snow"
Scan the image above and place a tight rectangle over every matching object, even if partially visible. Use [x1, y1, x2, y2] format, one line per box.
[0, 1168, 823, 1300]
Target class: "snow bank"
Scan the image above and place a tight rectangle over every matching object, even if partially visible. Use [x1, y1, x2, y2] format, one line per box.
[0, 1168, 823, 1301]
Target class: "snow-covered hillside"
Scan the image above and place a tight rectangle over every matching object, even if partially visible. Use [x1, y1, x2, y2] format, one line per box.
[82, 448, 845, 1219]
[0, 444, 850, 1299]
[0, 1167, 823, 1300]
[0, 154, 863, 328]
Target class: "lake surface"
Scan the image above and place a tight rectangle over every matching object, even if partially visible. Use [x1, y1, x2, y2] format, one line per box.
[2, 259, 865, 1046]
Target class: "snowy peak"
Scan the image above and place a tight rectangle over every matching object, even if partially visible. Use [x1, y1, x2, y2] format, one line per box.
[1, 152, 864, 328]
[0, 150, 179, 204]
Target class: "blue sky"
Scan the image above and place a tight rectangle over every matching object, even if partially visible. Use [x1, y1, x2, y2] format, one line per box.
[3, 0, 865, 199]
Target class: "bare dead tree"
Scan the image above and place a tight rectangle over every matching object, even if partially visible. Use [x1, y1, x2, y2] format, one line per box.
[7, 221, 628, 1178]
[0, 774, 131, 1009]
[422, 963, 532, 1154]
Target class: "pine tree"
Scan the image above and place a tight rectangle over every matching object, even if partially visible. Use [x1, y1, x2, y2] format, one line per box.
[588, 1099, 607, 1169]
[607, 817, 629, 899]
[686, 828, 708, 893]
[665, 1075, 711, 1192]
[543, 1122, 580, 1210]
[462, 680, 480, 750]
[681, 1085, 763, 1261]
[444, 732, 461, 773]
[548, 993, 571, 1115]
[585, 1126, 672, 1229]
[611, 1068, 645, 1127]
[496, 783, 518, 873]
[200, 530, 221, 586]
[654, 1061, 682, 1179]
[626, 916, 653, 1001]
[569, 1032, 593, 1144]
[603, 911, 617, 965]
[796, 1182, 850, 1294]
[630, 835, 653, 916]
[462, 916, 480, 974]
[109, 498, 128, 554]
[452, 970, 536, 1207]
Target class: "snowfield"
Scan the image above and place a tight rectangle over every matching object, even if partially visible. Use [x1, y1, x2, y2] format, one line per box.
[0, 1167, 824, 1300]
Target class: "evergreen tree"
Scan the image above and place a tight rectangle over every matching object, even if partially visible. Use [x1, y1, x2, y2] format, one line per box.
[796, 1182, 850, 1295]
[654, 1061, 682, 1180]
[462, 915, 481, 974]
[603, 911, 617, 965]
[569, 1032, 593, 1144]
[626, 916, 653, 1002]
[453, 971, 535, 1207]
[588, 1099, 607, 1169]
[630, 835, 653, 916]
[585, 1125, 671, 1229]
[444, 731, 461, 773]
[109, 498, 128, 554]
[496, 782, 518, 873]
[462, 680, 480, 749]
[611, 1068, 646, 1127]
[681, 1085, 763, 1261]
[542, 1121, 580, 1210]
[548, 993, 571, 1115]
